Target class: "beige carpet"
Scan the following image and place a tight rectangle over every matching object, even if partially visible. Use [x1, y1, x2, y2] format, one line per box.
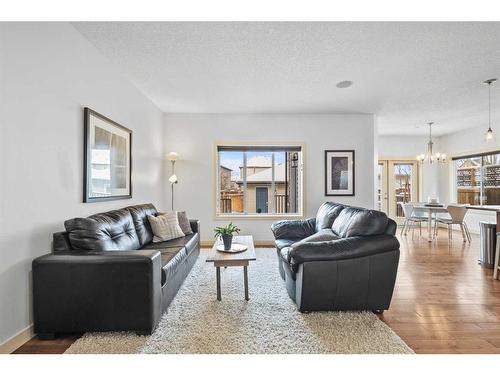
[65, 248, 413, 354]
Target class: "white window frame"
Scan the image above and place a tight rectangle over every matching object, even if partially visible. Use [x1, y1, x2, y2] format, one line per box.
[214, 142, 305, 219]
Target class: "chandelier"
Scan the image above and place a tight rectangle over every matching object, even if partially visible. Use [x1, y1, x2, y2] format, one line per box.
[416, 122, 446, 164]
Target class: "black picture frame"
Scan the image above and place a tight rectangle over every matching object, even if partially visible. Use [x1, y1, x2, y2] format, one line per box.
[83, 107, 133, 203]
[324, 150, 355, 196]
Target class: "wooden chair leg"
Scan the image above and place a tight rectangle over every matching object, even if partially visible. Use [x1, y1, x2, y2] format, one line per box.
[493, 234, 500, 280]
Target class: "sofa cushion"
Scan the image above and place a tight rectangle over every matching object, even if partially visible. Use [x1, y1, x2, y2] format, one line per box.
[332, 206, 389, 238]
[275, 238, 296, 250]
[177, 211, 193, 235]
[300, 228, 339, 243]
[148, 212, 185, 242]
[159, 247, 187, 285]
[65, 208, 140, 251]
[126, 204, 157, 247]
[142, 233, 199, 255]
[315, 202, 344, 231]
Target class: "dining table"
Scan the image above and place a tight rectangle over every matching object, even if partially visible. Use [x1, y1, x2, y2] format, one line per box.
[412, 203, 450, 242]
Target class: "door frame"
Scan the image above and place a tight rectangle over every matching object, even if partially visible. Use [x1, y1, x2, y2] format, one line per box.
[378, 157, 421, 224]
[377, 161, 389, 214]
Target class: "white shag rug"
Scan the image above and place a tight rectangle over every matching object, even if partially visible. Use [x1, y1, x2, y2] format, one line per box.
[65, 248, 413, 354]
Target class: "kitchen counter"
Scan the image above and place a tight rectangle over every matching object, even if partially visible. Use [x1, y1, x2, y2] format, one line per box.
[468, 205, 500, 232]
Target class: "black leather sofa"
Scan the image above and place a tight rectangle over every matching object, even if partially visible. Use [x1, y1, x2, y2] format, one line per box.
[32, 203, 200, 338]
[271, 202, 400, 313]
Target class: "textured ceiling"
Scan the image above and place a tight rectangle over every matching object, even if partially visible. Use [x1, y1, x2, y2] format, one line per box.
[73, 22, 500, 135]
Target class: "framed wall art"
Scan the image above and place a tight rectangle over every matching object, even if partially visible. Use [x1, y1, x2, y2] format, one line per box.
[324, 150, 355, 196]
[83, 107, 132, 202]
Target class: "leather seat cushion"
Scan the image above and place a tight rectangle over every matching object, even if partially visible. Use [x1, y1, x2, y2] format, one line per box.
[275, 238, 296, 250]
[332, 206, 389, 238]
[142, 233, 199, 255]
[299, 229, 339, 243]
[65, 208, 140, 251]
[154, 246, 187, 285]
[315, 202, 345, 231]
[126, 204, 157, 247]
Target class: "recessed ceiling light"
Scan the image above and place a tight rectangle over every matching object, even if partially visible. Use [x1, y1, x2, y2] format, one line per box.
[336, 80, 353, 88]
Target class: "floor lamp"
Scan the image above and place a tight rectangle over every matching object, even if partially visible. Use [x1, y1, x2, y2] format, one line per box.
[167, 152, 178, 210]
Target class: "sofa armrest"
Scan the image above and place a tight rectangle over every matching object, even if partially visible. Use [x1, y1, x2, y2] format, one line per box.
[271, 218, 316, 240]
[289, 235, 400, 264]
[190, 219, 200, 233]
[32, 250, 162, 334]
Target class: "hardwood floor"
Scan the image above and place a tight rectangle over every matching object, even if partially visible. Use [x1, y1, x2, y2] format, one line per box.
[379, 228, 500, 354]
[13, 333, 81, 354]
[13, 228, 500, 354]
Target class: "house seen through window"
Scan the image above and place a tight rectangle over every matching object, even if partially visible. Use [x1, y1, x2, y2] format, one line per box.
[216, 145, 303, 216]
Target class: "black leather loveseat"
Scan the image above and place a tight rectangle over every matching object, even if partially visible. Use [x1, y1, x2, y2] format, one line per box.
[32, 203, 199, 338]
[271, 202, 399, 313]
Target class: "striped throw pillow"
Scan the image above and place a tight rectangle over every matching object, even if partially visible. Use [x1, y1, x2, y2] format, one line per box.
[147, 212, 185, 243]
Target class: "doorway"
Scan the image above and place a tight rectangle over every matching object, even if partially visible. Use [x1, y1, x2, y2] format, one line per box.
[255, 187, 269, 213]
[378, 160, 419, 223]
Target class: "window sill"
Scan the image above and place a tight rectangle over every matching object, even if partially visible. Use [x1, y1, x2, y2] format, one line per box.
[215, 213, 304, 220]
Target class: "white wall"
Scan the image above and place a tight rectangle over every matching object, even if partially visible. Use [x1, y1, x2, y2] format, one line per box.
[0, 23, 165, 348]
[438, 124, 499, 232]
[378, 135, 442, 200]
[164, 113, 376, 242]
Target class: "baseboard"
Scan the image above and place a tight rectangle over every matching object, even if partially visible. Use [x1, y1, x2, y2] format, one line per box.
[201, 240, 275, 248]
[0, 324, 34, 354]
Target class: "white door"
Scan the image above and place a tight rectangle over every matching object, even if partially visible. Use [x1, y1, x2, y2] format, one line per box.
[378, 160, 419, 224]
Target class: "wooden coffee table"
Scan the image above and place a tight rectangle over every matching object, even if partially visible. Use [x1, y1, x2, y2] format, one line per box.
[206, 235, 256, 301]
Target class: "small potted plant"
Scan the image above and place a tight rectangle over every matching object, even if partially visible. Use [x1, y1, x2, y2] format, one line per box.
[214, 222, 241, 250]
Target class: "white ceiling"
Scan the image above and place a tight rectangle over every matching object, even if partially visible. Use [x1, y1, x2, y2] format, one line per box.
[73, 22, 500, 136]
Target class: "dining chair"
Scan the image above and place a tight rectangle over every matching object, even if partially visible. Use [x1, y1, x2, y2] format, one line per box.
[399, 202, 428, 237]
[434, 204, 471, 242]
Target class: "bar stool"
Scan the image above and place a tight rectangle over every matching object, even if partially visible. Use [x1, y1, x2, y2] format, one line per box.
[494, 232, 500, 280]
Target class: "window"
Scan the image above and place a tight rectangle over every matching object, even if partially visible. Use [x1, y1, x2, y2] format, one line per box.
[454, 150, 500, 206]
[216, 145, 303, 217]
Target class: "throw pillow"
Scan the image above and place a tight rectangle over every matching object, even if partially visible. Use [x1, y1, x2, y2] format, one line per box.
[177, 211, 193, 235]
[147, 212, 185, 242]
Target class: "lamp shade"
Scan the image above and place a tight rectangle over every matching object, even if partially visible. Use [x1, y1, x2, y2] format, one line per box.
[169, 174, 178, 183]
[485, 128, 495, 141]
[167, 151, 178, 161]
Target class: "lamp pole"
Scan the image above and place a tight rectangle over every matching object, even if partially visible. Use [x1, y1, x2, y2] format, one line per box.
[171, 159, 176, 210]
[167, 152, 179, 211]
